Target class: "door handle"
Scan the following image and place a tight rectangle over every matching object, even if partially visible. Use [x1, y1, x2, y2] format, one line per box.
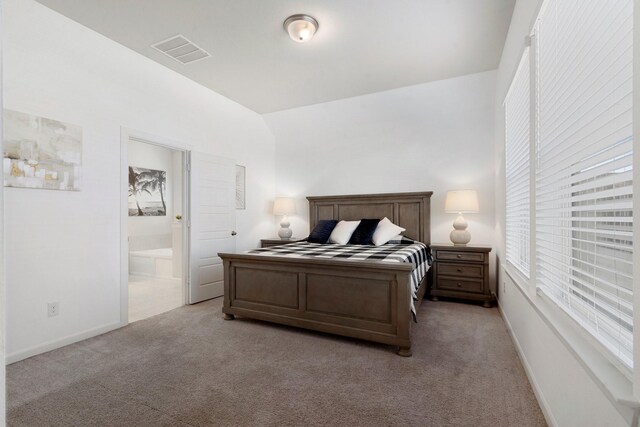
[231, 231, 237, 236]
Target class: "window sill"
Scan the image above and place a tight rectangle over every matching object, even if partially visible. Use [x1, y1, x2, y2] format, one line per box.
[502, 264, 639, 422]
[503, 262, 530, 295]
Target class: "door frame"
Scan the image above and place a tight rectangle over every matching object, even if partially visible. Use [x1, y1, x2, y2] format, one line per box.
[119, 127, 191, 325]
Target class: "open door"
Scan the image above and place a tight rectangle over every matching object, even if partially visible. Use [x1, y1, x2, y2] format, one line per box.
[188, 152, 236, 303]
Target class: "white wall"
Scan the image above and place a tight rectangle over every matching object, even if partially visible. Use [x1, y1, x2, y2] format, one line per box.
[127, 140, 176, 251]
[264, 70, 497, 281]
[494, 0, 630, 425]
[501, 275, 628, 426]
[3, 0, 275, 361]
[0, 0, 5, 421]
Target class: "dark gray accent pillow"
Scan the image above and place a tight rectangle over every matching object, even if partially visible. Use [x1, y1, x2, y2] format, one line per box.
[349, 219, 381, 245]
[308, 220, 338, 244]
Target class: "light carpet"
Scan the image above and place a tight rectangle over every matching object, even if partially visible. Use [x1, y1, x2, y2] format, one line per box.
[8, 298, 546, 426]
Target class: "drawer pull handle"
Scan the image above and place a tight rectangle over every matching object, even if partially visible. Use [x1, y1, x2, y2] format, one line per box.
[457, 282, 462, 287]
[456, 254, 462, 258]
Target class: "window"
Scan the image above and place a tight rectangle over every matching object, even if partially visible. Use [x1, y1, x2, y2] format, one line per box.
[505, 50, 531, 278]
[504, 0, 634, 370]
[535, 0, 634, 368]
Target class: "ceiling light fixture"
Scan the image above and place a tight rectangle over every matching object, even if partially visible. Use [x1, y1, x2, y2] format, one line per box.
[283, 14, 319, 43]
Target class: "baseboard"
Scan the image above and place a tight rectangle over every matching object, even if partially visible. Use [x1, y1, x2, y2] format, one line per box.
[497, 301, 558, 427]
[6, 321, 126, 365]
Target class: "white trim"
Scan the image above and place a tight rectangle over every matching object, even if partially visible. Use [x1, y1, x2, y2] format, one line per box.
[120, 129, 129, 325]
[497, 0, 546, 103]
[527, 29, 537, 297]
[6, 321, 125, 365]
[504, 262, 532, 296]
[502, 47, 531, 106]
[185, 151, 192, 303]
[120, 128, 191, 326]
[497, 301, 558, 427]
[632, 0, 640, 397]
[502, 264, 639, 424]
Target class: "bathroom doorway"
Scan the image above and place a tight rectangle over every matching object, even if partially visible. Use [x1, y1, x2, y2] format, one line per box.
[126, 136, 187, 322]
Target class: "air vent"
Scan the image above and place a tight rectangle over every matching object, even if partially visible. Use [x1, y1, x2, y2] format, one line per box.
[151, 34, 211, 64]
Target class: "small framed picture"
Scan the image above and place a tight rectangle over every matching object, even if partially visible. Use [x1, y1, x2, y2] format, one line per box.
[236, 165, 246, 210]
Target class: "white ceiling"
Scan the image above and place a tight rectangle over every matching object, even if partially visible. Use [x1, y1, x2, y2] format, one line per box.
[35, 0, 515, 114]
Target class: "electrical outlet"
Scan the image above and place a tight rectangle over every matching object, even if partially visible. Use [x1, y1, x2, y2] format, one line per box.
[48, 302, 60, 317]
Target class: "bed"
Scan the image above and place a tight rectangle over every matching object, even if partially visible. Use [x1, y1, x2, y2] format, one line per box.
[218, 191, 432, 356]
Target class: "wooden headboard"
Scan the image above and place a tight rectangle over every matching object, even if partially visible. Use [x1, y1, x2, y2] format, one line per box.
[307, 192, 433, 244]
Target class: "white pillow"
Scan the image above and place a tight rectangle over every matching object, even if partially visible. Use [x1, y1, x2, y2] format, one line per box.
[328, 220, 361, 245]
[372, 217, 406, 246]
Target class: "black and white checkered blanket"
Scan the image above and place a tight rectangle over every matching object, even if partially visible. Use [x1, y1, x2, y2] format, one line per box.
[249, 238, 431, 320]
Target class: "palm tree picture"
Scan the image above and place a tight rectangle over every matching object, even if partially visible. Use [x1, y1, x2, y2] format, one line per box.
[128, 166, 167, 216]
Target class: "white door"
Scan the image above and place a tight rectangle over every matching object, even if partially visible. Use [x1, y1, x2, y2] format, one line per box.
[188, 152, 236, 303]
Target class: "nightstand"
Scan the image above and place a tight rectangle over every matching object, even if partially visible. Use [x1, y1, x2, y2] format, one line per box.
[430, 244, 493, 307]
[260, 237, 306, 248]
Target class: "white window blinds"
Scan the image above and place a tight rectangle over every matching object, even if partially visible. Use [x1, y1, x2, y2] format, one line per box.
[535, 0, 634, 368]
[505, 50, 531, 278]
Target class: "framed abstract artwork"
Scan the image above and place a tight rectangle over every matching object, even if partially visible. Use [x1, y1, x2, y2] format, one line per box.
[3, 109, 82, 191]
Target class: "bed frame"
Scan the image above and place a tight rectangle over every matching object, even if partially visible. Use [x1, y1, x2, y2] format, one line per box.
[219, 192, 432, 356]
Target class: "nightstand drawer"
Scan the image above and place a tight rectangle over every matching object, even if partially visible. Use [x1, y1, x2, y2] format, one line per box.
[435, 250, 485, 262]
[438, 277, 484, 293]
[438, 263, 483, 278]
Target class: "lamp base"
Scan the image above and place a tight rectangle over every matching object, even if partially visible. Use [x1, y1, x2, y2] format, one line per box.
[278, 227, 293, 239]
[278, 216, 293, 239]
[449, 213, 471, 246]
[449, 230, 471, 246]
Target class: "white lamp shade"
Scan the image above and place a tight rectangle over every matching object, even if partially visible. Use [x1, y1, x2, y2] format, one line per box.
[273, 197, 296, 215]
[445, 190, 479, 213]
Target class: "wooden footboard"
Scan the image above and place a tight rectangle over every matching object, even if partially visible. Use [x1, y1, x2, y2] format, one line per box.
[219, 253, 424, 355]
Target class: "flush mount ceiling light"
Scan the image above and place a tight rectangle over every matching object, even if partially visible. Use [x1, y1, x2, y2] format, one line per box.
[283, 14, 319, 43]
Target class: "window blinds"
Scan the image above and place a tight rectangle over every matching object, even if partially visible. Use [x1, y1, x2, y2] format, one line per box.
[535, 0, 634, 368]
[505, 50, 531, 278]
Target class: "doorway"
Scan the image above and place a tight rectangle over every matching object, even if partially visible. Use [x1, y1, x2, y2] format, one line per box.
[120, 129, 237, 325]
[126, 136, 187, 323]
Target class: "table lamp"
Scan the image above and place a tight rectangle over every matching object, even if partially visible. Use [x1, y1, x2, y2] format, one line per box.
[444, 190, 479, 246]
[273, 197, 296, 239]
